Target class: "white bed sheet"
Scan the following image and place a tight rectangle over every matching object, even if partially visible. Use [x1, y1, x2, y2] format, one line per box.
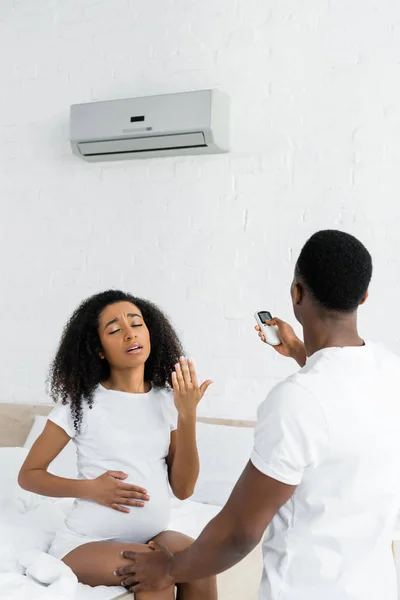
[0, 492, 220, 600]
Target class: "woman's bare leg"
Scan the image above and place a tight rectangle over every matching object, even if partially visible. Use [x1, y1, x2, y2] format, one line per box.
[153, 531, 218, 600]
[62, 541, 174, 600]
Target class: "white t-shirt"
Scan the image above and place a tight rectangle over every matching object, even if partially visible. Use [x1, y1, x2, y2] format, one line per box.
[48, 384, 178, 544]
[251, 342, 400, 600]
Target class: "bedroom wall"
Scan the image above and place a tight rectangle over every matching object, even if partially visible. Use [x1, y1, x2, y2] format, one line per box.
[1, 0, 400, 417]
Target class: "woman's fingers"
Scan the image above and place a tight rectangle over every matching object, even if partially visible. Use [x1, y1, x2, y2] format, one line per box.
[118, 483, 147, 494]
[199, 379, 213, 398]
[171, 371, 180, 394]
[118, 489, 150, 501]
[187, 359, 199, 388]
[179, 356, 192, 388]
[111, 497, 148, 511]
[107, 470, 128, 480]
[119, 483, 148, 494]
[173, 357, 205, 391]
[119, 498, 146, 508]
[175, 361, 185, 390]
[111, 503, 130, 513]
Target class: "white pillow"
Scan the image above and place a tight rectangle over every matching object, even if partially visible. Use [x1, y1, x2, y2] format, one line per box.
[0, 446, 29, 480]
[23, 415, 48, 449]
[0, 447, 41, 512]
[192, 422, 255, 506]
[24, 415, 78, 479]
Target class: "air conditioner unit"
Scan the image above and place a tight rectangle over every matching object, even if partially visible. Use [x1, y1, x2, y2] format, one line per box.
[70, 89, 230, 162]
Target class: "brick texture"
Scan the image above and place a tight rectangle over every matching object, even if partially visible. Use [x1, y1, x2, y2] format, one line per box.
[0, 0, 400, 417]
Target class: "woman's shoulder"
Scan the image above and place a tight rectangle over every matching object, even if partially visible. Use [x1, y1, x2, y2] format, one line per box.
[152, 386, 177, 431]
[151, 386, 175, 409]
[48, 388, 102, 437]
[151, 386, 173, 399]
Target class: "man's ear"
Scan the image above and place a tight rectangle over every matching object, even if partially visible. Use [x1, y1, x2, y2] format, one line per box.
[359, 290, 369, 306]
[292, 282, 304, 305]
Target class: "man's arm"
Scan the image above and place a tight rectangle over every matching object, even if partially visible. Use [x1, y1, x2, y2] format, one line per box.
[118, 381, 328, 593]
[118, 461, 296, 591]
[170, 461, 296, 580]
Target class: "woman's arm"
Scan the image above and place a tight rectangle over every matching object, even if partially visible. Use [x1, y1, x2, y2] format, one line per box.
[18, 420, 149, 512]
[167, 357, 212, 500]
[167, 416, 199, 500]
[18, 420, 92, 499]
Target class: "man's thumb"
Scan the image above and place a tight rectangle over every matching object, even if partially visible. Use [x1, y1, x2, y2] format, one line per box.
[267, 317, 283, 327]
[148, 541, 173, 557]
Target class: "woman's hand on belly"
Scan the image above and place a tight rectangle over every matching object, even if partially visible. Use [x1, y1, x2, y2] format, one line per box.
[85, 470, 150, 513]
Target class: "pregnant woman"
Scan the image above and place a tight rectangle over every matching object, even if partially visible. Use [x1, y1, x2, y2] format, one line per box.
[18, 290, 217, 600]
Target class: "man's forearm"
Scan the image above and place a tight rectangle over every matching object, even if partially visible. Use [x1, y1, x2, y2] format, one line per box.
[170, 511, 258, 582]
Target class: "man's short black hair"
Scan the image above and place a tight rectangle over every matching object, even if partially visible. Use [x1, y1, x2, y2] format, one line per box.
[296, 230, 373, 312]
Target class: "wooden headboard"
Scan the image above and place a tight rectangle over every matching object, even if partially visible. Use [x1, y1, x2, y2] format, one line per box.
[0, 403, 54, 447]
[0, 403, 256, 447]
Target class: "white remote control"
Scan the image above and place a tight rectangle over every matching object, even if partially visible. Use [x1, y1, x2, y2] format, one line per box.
[254, 311, 281, 346]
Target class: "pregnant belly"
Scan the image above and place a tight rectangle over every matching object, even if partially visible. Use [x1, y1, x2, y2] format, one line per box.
[66, 484, 171, 543]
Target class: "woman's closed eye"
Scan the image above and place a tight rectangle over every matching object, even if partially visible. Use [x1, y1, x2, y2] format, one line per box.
[109, 323, 142, 335]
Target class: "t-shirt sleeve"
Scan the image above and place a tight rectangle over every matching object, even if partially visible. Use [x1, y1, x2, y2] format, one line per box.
[163, 389, 179, 432]
[250, 381, 329, 486]
[48, 401, 76, 438]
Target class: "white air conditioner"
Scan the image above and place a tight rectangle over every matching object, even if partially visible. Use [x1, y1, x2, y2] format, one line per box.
[70, 89, 230, 162]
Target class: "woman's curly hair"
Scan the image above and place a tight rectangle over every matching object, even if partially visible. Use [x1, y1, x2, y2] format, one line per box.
[48, 290, 184, 432]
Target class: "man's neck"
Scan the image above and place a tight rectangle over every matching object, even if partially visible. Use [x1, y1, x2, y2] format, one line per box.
[303, 313, 364, 358]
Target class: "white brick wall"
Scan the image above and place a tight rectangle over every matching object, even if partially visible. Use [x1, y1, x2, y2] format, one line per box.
[1, 0, 400, 417]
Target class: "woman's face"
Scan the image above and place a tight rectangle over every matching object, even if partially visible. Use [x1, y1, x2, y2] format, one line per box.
[97, 301, 151, 370]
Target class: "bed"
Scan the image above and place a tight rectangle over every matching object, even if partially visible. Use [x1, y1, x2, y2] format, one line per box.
[0, 403, 263, 600]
